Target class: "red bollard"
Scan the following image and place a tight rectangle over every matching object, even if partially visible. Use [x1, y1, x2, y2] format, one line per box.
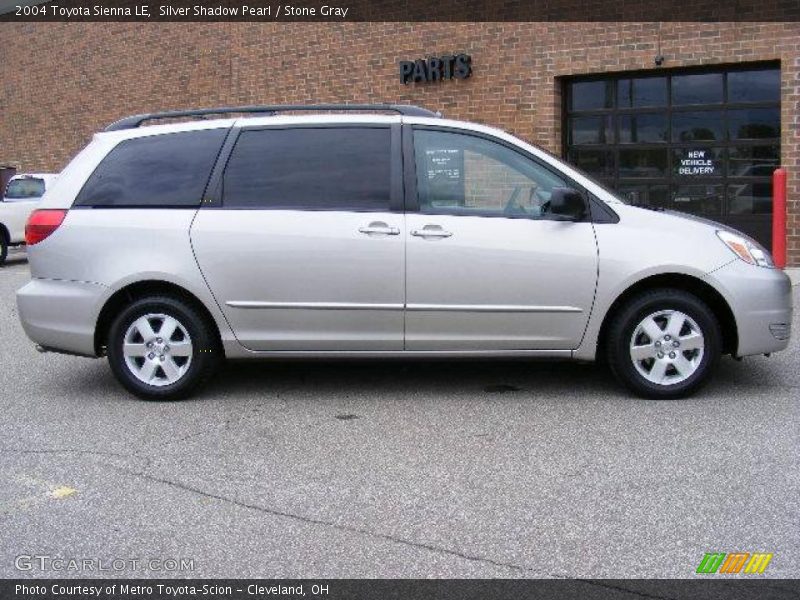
[772, 167, 787, 269]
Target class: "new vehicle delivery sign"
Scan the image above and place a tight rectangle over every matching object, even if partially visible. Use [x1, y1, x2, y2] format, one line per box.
[678, 150, 717, 176]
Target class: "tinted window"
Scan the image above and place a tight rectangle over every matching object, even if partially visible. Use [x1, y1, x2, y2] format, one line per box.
[568, 116, 612, 145]
[672, 73, 723, 105]
[414, 129, 567, 219]
[727, 182, 773, 215]
[75, 129, 226, 207]
[729, 145, 779, 176]
[570, 81, 612, 111]
[728, 69, 780, 103]
[619, 113, 668, 143]
[5, 178, 45, 200]
[672, 111, 724, 142]
[619, 148, 668, 177]
[223, 127, 391, 210]
[568, 148, 614, 177]
[672, 184, 723, 216]
[618, 184, 669, 210]
[618, 77, 667, 108]
[727, 108, 780, 140]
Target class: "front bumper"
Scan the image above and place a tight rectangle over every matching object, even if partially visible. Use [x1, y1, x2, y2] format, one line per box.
[705, 260, 793, 357]
[16, 278, 108, 357]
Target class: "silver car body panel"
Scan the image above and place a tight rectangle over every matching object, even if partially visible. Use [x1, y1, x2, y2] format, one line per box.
[22, 208, 236, 356]
[703, 258, 792, 356]
[404, 213, 598, 350]
[191, 209, 405, 351]
[17, 113, 793, 362]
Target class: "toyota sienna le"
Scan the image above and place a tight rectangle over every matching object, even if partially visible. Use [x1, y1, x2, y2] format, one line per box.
[16, 105, 793, 400]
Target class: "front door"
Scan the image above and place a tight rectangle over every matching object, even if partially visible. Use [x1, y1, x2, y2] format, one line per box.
[191, 124, 405, 351]
[405, 128, 598, 351]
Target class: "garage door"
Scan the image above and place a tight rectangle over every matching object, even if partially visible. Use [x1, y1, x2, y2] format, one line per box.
[564, 63, 780, 248]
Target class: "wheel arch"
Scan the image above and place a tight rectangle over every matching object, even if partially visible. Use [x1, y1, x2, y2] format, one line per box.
[94, 280, 224, 357]
[0, 222, 9, 244]
[596, 273, 738, 359]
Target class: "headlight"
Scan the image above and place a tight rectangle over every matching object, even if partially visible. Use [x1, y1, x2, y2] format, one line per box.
[716, 230, 774, 268]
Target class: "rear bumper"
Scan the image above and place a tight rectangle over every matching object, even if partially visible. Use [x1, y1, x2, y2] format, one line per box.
[16, 278, 107, 357]
[705, 261, 793, 357]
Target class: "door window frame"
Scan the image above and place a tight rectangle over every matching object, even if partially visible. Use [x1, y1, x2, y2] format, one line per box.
[403, 124, 597, 223]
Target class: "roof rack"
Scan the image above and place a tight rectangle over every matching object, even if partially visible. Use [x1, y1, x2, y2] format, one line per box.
[105, 104, 440, 131]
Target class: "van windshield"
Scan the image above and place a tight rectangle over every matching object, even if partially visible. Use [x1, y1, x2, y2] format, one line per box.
[4, 178, 45, 201]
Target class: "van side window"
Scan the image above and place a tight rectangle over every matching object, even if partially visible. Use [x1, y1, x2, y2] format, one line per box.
[222, 127, 391, 211]
[413, 129, 567, 219]
[74, 129, 227, 208]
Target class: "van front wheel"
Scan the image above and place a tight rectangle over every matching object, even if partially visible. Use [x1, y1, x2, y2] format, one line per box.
[107, 296, 221, 400]
[606, 289, 721, 399]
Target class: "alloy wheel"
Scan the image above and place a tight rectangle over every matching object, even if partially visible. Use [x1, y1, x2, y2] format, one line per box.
[629, 309, 705, 386]
[122, 313, 193, 387]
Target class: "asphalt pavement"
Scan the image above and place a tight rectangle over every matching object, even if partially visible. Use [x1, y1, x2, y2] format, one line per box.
[1, 252, 798, 578]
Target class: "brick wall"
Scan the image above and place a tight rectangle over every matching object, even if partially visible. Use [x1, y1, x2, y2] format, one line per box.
[1, 21, 798, 264]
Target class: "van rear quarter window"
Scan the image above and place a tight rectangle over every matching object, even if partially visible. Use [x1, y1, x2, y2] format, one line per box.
[74, 129, 228, 208]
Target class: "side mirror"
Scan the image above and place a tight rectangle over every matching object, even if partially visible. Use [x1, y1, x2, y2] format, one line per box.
[548, 187, 586, 221]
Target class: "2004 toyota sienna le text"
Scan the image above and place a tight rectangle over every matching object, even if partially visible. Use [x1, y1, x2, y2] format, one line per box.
[16, 104, 793, 401]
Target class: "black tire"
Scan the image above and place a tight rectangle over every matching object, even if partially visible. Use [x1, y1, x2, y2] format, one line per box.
[107, 295, 222, 401]
[0, 231, 8, 266]
[606, 288, 721, 400]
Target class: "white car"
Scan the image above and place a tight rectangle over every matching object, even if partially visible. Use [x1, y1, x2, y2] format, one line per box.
[0, 173, 58, 264]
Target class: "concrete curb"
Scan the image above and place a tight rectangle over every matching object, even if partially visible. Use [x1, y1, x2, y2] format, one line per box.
[785, 268, 800, 286]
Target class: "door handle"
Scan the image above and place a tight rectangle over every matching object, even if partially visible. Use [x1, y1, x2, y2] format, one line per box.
[411, 225, 453, 239]
[359, 222, 400, 236]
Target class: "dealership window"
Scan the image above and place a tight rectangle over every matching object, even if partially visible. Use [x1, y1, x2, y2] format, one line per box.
[565, 64, 780, 247]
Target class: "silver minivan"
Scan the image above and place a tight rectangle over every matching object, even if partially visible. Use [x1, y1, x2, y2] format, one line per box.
[16, 105, 793, 400]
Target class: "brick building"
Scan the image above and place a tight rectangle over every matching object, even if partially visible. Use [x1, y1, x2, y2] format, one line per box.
[1, 21, 798, 264]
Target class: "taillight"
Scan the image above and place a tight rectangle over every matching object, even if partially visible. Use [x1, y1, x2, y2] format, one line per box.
[25, 209, 68, 245]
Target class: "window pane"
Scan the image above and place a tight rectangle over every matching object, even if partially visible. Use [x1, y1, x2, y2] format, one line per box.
[728, 69, 780, 103]
[4, 177, 45, 200]
[618, 77, 667, 108]
[568, 148, 614, 177]
[619, 113, 668, 143]
[727, 182, 773, 215]
[672, 73, 723, 105]
[672, 184, 723, 216]
[569, 81, 613, 111]
[619, 148, 668, 177]
[414, 129, 567, 218]
[616, 184, 669, 210]
[568, 116, 612, 145]
[728, 108, 780, 140]
[673, 147, 724, 177]
[75, 130, 227, 207]
[729, 145, 779, 177]
[672, 111, 724, 142]
[223, 128, 391, 210]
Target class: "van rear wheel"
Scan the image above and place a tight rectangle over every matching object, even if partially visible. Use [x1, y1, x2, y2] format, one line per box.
[107, 296, 221, 400]
[606, 289, 721, 399]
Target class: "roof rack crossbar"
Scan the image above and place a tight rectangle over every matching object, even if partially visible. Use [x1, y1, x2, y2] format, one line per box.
[105, 104, 439, 131]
